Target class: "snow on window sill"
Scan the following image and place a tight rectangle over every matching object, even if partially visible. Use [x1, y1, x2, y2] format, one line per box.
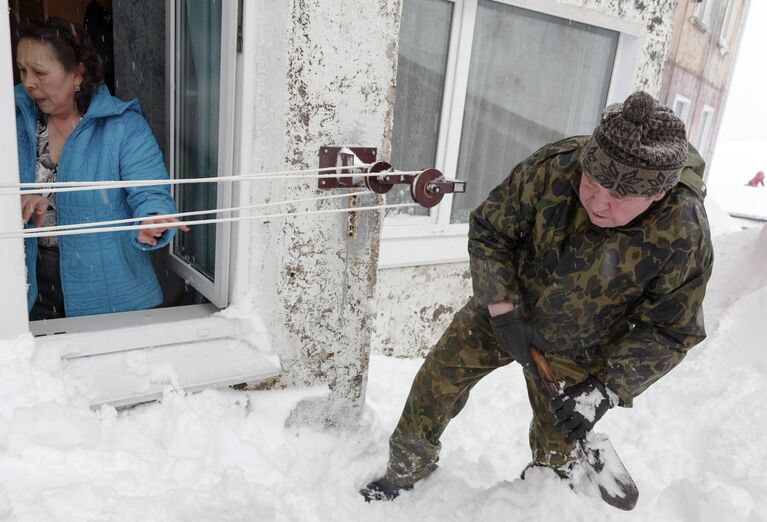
[32, 303, 236, 358]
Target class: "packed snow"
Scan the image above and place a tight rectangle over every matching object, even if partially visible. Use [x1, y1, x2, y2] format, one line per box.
[0, 202, 765, 521]
[571, 387, 605, 423]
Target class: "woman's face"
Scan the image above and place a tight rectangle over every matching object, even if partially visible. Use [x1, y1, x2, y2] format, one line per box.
[16, 38, 82, 117]
[579, 171, 666, 228]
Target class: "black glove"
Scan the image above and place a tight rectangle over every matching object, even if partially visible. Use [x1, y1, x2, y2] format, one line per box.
[550, 376, 614, 443]
[489, 309, 550, 377]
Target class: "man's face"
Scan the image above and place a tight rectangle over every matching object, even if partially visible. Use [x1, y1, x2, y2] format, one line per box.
[578, 172, 666, 228]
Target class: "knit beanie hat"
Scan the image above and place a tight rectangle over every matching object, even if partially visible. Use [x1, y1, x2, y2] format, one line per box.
[580, 91, 688, 197]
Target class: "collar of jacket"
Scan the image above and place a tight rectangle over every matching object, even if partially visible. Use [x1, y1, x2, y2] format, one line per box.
[15, 83, 140, 136]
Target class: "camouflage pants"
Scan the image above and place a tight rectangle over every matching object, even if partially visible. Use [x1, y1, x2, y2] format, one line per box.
[385, 299, 607, 487]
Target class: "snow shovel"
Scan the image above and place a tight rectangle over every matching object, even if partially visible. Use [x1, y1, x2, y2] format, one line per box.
[530, 347, 639, 511]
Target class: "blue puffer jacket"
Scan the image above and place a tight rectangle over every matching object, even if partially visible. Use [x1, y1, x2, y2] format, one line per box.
[16, 84, 178, 317]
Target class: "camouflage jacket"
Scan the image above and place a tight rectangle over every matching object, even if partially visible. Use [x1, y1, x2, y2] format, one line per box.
[468, 136, 713, 406]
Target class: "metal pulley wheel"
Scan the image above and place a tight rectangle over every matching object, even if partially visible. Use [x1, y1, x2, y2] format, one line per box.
[364, 161, 394, 194]
[409, 169, 445, 208]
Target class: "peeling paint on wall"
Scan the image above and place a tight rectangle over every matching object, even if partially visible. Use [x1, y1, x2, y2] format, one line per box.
[372, 264, 472, 358]
[239, 0, 400, 426]
[577, 0, 681, 96]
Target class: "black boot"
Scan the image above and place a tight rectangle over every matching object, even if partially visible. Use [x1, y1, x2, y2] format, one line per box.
[359, 477, 413, 502]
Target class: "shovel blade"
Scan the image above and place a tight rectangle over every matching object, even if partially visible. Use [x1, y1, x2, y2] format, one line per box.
[570, 432, 639, 511]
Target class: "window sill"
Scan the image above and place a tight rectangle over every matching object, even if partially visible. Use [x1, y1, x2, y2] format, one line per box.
[379, 224, 470, 268]
[66, 338, 281, 408]
[33, 303, 238, 358]
[32, 304, 281, 408]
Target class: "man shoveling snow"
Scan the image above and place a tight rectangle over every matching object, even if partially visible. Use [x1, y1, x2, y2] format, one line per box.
[361, 91, 713, 510]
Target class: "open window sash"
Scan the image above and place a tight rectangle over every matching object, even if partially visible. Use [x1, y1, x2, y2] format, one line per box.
[166, 0, 238, 308]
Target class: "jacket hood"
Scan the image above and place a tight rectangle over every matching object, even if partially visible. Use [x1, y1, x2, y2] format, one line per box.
[677, 143, 707, 200]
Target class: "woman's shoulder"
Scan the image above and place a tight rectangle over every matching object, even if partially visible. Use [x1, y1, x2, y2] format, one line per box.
[87, 85, 145, 121]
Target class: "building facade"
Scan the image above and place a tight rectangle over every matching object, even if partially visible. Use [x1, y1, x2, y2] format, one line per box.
[0, 0, 723, 422]
[660, 0, 749, 176]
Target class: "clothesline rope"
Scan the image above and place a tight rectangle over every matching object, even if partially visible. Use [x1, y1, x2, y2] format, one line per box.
[0, 167, 444, 196]
[1, 164, 373, 189]
[5, 202, 419, 240]
[3, 190, 373, 236]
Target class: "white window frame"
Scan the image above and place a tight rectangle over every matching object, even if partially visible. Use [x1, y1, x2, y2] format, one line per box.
[718, 0, 738, 51]
[697, 105, 715, 156]
[0, 12, 29, 339]
[1, 2, 243, 345]
[672, 94, 692, 126]
[692, 0, 714, 31]
[166, 0, 238, 308]
[380, 0, 643, 268]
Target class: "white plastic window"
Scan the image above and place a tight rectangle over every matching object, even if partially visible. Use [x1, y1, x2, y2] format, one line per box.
[697, 106, 715, 156]
[168, 0, 238, 308]
[6, 0, 240, 336]
[673, 94, 692, 126]
[380, 0, 642, 268]
[693, 0, 714, 29]
[718, 0, 739, 49]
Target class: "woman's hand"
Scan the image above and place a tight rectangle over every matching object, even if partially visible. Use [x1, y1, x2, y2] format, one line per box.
[137, 217, 190, 246]
[21, 194, 48, 227]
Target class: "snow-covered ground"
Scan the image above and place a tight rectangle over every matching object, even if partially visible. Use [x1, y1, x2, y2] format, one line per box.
[708, 141, 767, 221]
[706, 0, 767, 224]
[0, 205, 765, 521]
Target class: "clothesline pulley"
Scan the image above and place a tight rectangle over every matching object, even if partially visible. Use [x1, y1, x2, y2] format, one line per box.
[317, 146, 467, 208]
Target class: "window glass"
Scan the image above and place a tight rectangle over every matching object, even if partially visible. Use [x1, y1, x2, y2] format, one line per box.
[174, 0, 222, 279]
[719, 0, 737, 45]
[693, 0, 706, 18]
[673, 95, 691, 124]
[450, 1, 618, 223]
[388, 0, 453, 218]
[697, 107, 715, 155]
[694, 0, 714, 28]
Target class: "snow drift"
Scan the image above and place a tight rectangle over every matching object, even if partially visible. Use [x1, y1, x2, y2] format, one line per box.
[0, 211, 764, 521]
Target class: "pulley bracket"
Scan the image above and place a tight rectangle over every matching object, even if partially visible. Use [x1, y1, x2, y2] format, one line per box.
[317, 146, 467, 208]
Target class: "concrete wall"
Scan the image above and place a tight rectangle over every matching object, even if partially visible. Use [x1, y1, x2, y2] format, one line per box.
[237, 0, 400, 426]
[374, 263, 472, 358]
[371, 0, 682, 359]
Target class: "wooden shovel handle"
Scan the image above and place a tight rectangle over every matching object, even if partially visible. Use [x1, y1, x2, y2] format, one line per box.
[530, 346, 561, 399]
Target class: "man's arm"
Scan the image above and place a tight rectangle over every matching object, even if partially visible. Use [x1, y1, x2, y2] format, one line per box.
[599, 226, 714, 407]
[468, 155, 549, 308]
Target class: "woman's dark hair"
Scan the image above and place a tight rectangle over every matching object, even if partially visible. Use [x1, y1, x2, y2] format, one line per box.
[18, 18, 104, 114]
